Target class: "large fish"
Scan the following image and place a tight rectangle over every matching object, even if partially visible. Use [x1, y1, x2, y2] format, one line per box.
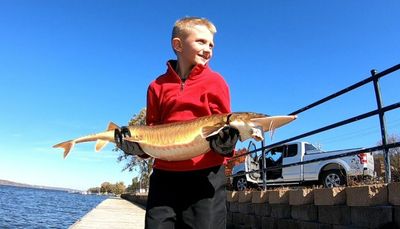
[53, 112, 296, 161]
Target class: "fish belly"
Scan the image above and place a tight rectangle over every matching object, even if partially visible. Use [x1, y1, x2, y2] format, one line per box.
[140, 138, 210, 161]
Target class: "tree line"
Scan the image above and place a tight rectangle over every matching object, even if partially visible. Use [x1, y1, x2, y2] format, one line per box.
[87, 181, 126, 195]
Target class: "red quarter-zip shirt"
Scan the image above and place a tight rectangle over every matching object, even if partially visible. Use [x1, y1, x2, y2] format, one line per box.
[146, 60, 231, 171]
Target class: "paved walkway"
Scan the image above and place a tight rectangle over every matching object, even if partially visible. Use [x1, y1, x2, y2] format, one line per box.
[70, 197, 145, 229]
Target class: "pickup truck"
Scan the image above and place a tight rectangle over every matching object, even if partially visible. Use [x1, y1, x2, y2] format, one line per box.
[231, 141, 375, 190]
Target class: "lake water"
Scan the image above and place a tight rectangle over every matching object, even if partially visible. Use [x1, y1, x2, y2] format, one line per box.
[0, 185, 107, 228]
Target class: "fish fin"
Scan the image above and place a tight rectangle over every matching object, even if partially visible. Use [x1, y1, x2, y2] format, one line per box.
[107, 122, 120, 131]
[201, 125, 226, 138]
[251, 127, 264, 142]
[250, 115, 296, 132]
[95, 140, 109, 152]
[53, 140, 75, 159]
[237, 128, 263, 142]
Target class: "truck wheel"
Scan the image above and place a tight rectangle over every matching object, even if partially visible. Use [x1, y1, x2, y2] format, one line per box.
[321, 170, 346, 188]
[233, 175, 248, 191]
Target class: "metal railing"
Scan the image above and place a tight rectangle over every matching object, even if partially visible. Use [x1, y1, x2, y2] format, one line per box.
[229, 63, 400, 188]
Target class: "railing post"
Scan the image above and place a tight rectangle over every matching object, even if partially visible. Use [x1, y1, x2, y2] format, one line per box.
[371, 69, 391, 183]
[261, 135, 267, 190]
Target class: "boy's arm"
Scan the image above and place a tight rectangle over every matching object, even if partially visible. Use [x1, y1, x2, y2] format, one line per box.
[146, 84, 161, 125]
[207, 75, 238, 156]
[116, 84, 160, 159]
[209, 75, 231, 114]
[125, 83, 162, 159]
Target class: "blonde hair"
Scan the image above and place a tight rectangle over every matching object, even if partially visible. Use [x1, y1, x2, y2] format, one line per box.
[172, 16, 217, 40]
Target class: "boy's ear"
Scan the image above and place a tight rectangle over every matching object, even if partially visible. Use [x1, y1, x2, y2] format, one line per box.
[172, 38, 183, 53]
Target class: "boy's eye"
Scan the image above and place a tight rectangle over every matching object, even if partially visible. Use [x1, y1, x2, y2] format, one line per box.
[197, 40, 214, 49]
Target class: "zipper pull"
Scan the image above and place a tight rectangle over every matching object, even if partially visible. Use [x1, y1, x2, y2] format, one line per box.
[180, 82, 185, 91]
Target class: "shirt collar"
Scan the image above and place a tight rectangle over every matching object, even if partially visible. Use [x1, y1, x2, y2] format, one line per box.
[166, 60, 208, 81]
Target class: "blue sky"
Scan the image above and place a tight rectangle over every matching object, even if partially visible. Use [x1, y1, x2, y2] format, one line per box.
[0, 1, 399, 191]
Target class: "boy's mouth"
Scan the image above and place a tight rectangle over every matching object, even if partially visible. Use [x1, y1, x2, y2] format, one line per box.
[198, 54, 210, 62]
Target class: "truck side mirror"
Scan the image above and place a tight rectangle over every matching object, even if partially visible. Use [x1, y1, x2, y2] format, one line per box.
[247, 141, 258, 161]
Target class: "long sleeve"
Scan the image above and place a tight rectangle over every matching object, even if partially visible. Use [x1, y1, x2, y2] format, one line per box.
[146, 84, 160, 126]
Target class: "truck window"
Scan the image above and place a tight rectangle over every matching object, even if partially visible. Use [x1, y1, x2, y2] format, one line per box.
[305, 144, 316, 151]
[267, 146, 283, 161]
[284, 144, 298, 158]
[305, 143, 321, 154]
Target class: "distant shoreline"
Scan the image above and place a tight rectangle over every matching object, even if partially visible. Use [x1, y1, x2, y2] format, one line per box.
[0, 179, 81, 192]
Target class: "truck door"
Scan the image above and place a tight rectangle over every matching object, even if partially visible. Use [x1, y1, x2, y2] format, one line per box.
[246, 141, 260, 181]
[262, 146, 284, 180]
[281, 144, 302, 182]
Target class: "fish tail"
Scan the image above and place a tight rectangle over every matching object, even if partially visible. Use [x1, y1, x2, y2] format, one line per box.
[53, 140, 75, 158]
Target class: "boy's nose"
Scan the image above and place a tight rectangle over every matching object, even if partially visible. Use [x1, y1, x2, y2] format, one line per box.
[203, 44, 212, 52]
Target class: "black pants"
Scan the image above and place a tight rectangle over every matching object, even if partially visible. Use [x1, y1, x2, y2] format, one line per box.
[145, 165, 227, 229]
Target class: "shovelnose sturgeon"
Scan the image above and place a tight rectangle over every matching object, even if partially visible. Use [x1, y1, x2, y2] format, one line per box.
[53, 112, 296, 161]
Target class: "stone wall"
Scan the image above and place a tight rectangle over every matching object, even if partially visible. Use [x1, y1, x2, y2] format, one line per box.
[121, 192, 148, 207]
[227, 183, 400, 229]
[120, 183, 400, 228]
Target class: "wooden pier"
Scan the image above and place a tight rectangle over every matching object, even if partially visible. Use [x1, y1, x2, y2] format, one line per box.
[70, 197, 145, 229]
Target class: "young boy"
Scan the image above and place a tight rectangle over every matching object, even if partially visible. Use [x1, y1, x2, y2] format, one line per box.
[116, 16, 238, 229]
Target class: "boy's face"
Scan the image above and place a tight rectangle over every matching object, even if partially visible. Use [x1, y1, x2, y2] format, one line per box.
[174, 25, 214, 67]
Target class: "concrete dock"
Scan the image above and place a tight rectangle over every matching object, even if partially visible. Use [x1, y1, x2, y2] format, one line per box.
[70, 197, 146, 229]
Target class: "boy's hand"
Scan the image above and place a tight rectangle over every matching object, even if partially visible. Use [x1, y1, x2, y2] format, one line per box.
[207, 126, 239, 156]
[114, 127, 145, 156]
